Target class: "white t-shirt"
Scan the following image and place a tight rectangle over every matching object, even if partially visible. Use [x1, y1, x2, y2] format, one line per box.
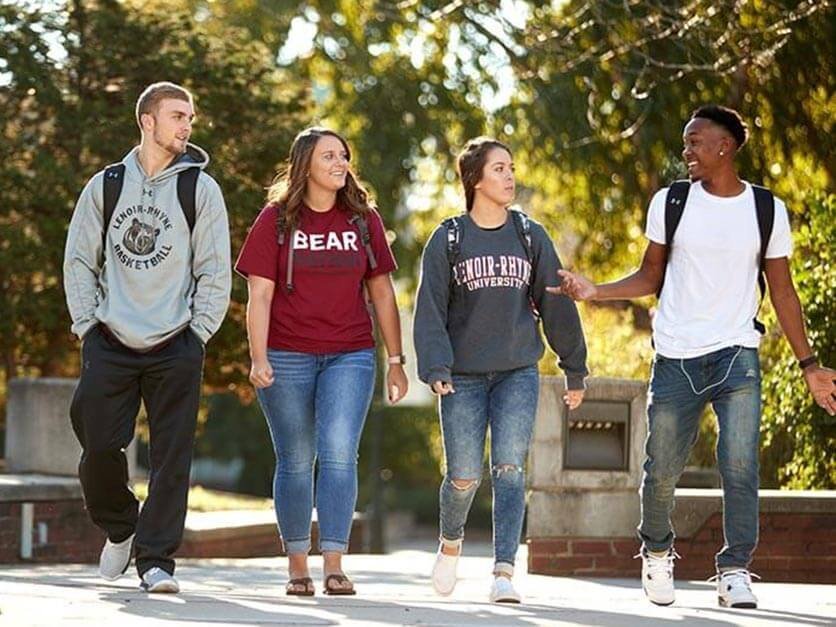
[645, 181, 792, 358]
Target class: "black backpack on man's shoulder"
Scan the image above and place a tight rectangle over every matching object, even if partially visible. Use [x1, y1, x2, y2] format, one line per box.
[658, 180, 775, 334]
[101, 163, 200, 250]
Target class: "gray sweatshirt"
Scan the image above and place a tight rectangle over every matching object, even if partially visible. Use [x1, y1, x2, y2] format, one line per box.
[413, 212, 588, 390]
[63, 143, 231, 350]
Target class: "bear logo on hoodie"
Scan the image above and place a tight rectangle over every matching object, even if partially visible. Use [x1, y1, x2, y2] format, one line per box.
[123, 218, 160, 256]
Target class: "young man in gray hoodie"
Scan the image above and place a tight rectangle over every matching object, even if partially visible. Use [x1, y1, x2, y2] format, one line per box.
[63, 82, 231, 593]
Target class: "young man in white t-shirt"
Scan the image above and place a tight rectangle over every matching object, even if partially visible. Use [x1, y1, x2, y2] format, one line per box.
[551, 105, 835, 609]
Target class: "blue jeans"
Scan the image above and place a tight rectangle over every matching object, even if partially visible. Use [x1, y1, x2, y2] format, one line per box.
[639, 345, 761, 570]
[438, 364, 539, 570]
[255, 348, 375, 554]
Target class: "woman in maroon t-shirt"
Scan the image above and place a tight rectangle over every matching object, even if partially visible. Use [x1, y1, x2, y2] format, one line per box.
[235, 127, 408, 596]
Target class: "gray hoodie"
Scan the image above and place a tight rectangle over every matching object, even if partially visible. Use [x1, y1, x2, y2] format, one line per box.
[413, 212, 588, 390]
[63, 143, 231, 350]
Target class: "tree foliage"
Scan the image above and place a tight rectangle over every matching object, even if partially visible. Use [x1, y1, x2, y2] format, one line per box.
[1, 0, 832, 487]
[0, 0, 310, 396]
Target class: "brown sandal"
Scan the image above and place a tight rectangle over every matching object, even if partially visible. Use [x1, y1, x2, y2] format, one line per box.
[323, 573, 356, 596]
[286, 576, 315, 596]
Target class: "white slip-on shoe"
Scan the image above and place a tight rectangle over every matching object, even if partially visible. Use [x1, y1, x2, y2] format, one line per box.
[489, 576, 521, 604]
[640, 548, 677, 606]
[431, 542, 461, 596]
[140, 567, 180, 593]
[715, 568, 758, 609]
[98, 533, 135, 581]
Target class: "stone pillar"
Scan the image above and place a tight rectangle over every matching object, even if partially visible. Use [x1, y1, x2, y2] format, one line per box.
[527, 376, 647, 574]
[5, 378, 138, 477]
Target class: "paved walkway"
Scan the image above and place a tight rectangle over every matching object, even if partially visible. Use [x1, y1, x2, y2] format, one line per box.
[1, 545, 834, 626]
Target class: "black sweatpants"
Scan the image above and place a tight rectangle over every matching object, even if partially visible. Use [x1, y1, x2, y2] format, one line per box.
[69, 324, 204, 576]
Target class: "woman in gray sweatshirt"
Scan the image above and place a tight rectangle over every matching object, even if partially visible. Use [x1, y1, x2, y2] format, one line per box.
[413, 137, 588, 603]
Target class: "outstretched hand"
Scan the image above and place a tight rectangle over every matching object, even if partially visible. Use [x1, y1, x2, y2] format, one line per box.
[546, 270, 598, 301]
[804, 365, 836, 416]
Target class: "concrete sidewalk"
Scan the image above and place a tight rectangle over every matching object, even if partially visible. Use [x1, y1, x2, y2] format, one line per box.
[0, 544, 833, 626]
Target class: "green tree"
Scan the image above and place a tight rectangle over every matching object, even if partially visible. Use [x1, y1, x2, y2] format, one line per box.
[0, 0, 310, 399]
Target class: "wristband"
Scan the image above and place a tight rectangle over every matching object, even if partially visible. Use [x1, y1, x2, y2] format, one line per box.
[798, 355, 818, 371]
[387, 354, 406, 365]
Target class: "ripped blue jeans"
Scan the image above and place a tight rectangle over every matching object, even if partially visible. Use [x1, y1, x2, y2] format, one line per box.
[438, 364, 539, 570]
[639, 345, 761, 570]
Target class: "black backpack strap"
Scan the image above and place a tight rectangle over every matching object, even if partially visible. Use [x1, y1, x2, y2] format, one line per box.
[349, 213, 378, 271]
[656, 180, 691, 298]
[510, 208, 540, 318]
[177, 167, 199, 232]
[510, 208, 534, 263]
[102, 163, 126, 251]
[752, 184, 775, 334]
[442, 216, 462, 286]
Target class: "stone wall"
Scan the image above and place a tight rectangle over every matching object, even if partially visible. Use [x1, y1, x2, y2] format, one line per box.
[527, 376, 836, 584]
[528, 489, 836, 583]
[0, 474, 365, 564]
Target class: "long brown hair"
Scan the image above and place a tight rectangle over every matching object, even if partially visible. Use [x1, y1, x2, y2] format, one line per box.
[267, 127, 374, 234]
[456, 136, 512, 211]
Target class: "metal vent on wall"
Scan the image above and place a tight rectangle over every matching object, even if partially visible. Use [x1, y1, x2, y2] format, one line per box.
[563, 400, 631, 471]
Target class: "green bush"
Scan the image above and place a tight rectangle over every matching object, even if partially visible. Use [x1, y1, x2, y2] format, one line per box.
[759, 192, 835, 488]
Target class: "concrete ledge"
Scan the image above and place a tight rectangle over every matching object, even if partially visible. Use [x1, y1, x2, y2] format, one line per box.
[180, 509, 367, 558]
[0, 474, 83, 502]
[672, 489, 836, 536]
[527, 489, 836, 583]
[0, 474, 367, 562]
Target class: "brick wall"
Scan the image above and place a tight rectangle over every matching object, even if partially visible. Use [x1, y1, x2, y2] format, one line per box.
[0, 500, 104, 563]
[1, 499, 366, 563]
[179, 523, 367, 559]
[528, 512, 836, 583]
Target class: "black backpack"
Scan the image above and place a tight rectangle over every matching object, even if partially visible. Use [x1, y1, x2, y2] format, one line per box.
[443, 208, 538, 314]
[101, 163, 199, 250]
[658, 180, 775, 334]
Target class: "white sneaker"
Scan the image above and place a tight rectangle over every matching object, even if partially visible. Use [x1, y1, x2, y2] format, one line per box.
[431, 544, 460, 596]
[98, 533, 135, 581]
[716, 569, 758, 608]
[140, 567, 180, 593]
[640, 549, 676, 606]
[489, 576, 521, 603]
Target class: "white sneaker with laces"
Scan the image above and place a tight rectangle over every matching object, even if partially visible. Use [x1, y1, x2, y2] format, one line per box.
[640, 549, 676, 606]
[431, 543, 460, 596]
[140, 567, 180, 593]
[716, 568, 758, 609]
[98, 533, 135, 581]
[489, 576, 521, 603]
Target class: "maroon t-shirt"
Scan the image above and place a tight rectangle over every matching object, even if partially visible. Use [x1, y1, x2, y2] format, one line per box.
[235, 203, 397, 353]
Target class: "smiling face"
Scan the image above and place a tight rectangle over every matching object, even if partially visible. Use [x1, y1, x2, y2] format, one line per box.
[142, 97, 194, 157]
[474, 147, 515, 207]
[306, 134, 349, 194]
[682, 117, 736, 181]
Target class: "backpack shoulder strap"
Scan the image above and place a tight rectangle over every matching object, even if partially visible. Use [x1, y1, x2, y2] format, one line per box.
[664, 180, 691, 248]
[509, 208, 534, 263]
[510, 208, 540, 317]
[656, 180, 691, 298]
[752, 185, 775, 273]
[442, 216, 463, 266]
[349, 213, 378, 271]
[176, 167, 200, 232]
[102, 163, 126, 250]
[751, 184, 775, 334]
